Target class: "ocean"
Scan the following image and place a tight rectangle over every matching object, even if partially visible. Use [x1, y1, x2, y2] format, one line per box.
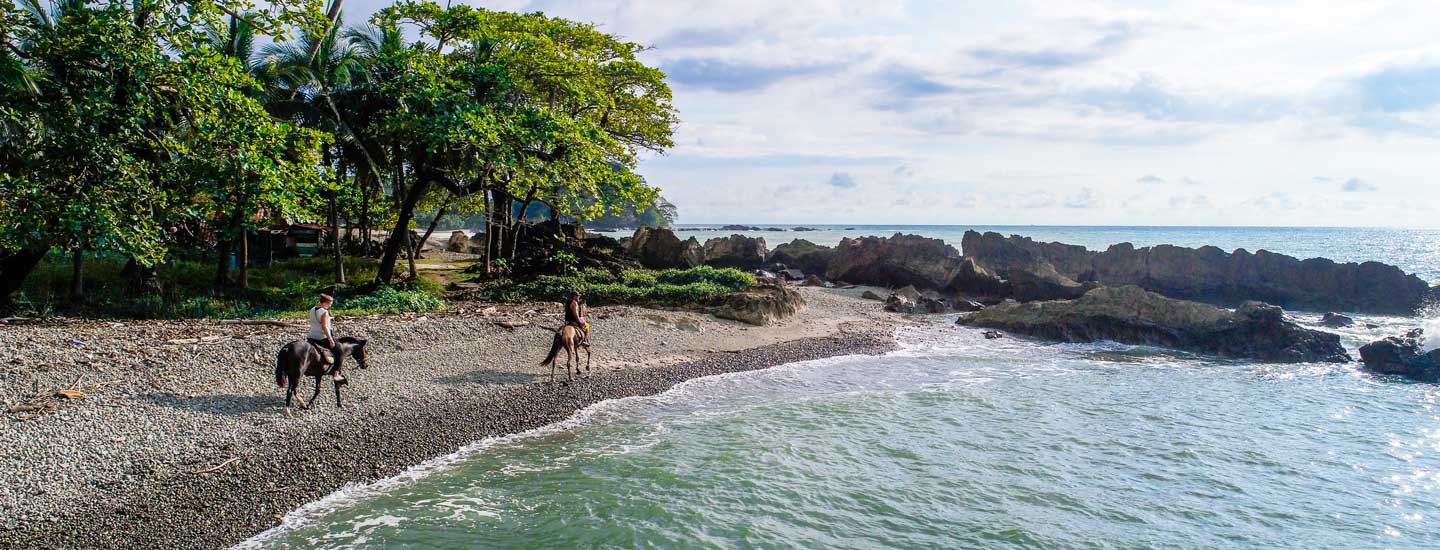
[243, 226, 1440, 549]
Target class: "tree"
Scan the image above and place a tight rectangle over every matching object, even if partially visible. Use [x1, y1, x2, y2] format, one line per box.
[366, 1, 678, 283]
[0, 0, 329, 303]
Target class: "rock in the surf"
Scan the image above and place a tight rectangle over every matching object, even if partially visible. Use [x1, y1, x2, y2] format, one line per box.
[957, 286, 1351, 363]
[1320, 312, 1355, 328]
[1359, 329, 1440, 382]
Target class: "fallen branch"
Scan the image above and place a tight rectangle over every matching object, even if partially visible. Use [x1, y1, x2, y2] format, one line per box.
[219, 320, 295, 328]
[186, 456, 241, 475]
[166, 335, 226, 345]
[494, 320, 529, 329]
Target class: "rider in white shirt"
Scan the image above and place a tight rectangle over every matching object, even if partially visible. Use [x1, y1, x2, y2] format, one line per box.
[307, 293, 346, 384]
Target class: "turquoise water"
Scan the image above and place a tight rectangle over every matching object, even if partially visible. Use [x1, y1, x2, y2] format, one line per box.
[246, 314, 1440, 549]
[596, 225, 1440, 282]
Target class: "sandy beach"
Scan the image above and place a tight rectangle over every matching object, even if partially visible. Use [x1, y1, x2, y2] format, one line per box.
[0, 286, 901, 549]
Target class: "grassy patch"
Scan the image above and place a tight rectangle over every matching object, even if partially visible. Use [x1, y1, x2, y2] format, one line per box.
[13, 252, 446, 319]
[469, 265, 754, 306]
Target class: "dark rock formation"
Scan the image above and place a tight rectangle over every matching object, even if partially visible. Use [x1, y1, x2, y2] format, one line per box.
[708, 280, 805, 325]
[950, 258, 1009, 299]
[779, 269, 805, 281]
[957, 286, 1351, 363]
[883, 285, 947, 313]
[827, 233, 962, 290]
[1359, 329, 1440, 382]
[792, 226, 818, 231]
[861, 290, 884, 301]
[961, 231, 1434, 315]
[720, 224, 761, 231]
[769, 239, 834, 276]
[802, 274, 827, 287]
[1321, 312, 1355, 328]
[627, 227, 703, 269]
[702, 234, 767, 269]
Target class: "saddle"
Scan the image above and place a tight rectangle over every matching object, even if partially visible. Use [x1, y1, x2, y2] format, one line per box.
[309, 344, 335, 365]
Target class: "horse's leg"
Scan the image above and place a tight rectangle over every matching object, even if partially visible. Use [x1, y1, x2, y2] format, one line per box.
[334, 378, 343, 409]
[565, 337, 576, 383]
[288, 372, 305, 411]
[585, 344, 592, 374]
[306, 375, 322, 410]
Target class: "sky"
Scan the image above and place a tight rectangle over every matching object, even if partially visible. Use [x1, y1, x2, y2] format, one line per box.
[345, 0, 1440, 227]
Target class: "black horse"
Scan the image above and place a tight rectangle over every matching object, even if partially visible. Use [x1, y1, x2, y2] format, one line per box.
[274, 336, 369, 413]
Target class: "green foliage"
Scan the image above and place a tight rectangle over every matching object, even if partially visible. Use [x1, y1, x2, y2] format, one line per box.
[655, 265, 756, 289]
[11, 253, 447, 319]
[471, 265, 752, 306]
[340, 286, 444, 315]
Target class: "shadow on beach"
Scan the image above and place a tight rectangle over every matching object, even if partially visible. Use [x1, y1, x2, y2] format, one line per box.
[142, 392, 279, 417]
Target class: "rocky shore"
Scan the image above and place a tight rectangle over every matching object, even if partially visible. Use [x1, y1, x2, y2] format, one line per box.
[0, 288, 898, 549]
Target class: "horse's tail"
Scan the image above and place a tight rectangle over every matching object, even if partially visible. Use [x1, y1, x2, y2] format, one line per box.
[540, 332, 564, 367]
[275, 344, 290, 388]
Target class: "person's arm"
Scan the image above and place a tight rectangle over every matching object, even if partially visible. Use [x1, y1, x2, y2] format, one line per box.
[322, 310, 335, 346]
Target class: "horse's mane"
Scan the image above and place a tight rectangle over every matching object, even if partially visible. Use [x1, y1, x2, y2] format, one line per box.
[337, 336, 366, 345]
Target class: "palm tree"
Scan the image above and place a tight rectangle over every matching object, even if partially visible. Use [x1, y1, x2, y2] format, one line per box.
[257, 12, 366, 284]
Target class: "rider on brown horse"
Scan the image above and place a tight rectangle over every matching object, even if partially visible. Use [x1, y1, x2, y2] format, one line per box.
[565, 290, 589, 345]
[308, 293, 346, 384]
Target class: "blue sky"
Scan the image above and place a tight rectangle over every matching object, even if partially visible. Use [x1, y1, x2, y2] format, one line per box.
[346, 0, 1440, 227]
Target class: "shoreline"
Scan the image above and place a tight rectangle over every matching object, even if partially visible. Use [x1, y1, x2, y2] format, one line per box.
[0, 288, 899, 549]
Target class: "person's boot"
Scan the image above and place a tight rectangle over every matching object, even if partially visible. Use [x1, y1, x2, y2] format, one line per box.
[333, 370, 347, 385]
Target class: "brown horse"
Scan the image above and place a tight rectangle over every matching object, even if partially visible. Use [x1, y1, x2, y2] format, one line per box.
[540, 325, 590, 383]
[274, 336, 369, 412]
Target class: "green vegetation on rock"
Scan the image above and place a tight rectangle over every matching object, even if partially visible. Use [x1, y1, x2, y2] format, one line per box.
[471, 266, 754, 306]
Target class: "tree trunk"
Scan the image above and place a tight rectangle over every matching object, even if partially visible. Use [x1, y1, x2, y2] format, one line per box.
[239, 231, 249, 290]
[0, 248, 48, 304]
[376, 178, 430, 284]
[330, 191, 345, 285]
[360, 171, 372, 248]
[411, 209, 446, 280]
[215, 238, 231, 290]
[70, 247, 84, 302]
[509, 187, 537, 262]
[482, 188, 493, 274]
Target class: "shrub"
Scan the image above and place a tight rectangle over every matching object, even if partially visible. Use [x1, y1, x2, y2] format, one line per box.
[655, 265, 754, 292]
[620, 269, 657, 288]
[340, 286, 445, 315]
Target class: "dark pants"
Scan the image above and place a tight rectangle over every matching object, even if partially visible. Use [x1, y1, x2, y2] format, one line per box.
[308, 338, 342, 374]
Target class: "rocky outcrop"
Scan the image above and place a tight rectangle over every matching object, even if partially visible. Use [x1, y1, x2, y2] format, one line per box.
[882, 285, 948, 314]
[950, 258, 1008, 299]
[801, 274, 827, 287]
[826, 233, 962, 290]
[445, 231, 470, 253]
[958, 286, 1351, 363]
[961, 231, 1435, 315]
[702, 235, 767, 269]
[627, 226, 703, 269]
[708, 280, 805, 325]
[1321, 312, 1355, 328]
[1359, 329, 1440, 382]
[769, 239, 835, 275]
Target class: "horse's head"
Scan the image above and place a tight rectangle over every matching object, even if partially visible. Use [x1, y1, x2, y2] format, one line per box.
[341, 337, 370, 369]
